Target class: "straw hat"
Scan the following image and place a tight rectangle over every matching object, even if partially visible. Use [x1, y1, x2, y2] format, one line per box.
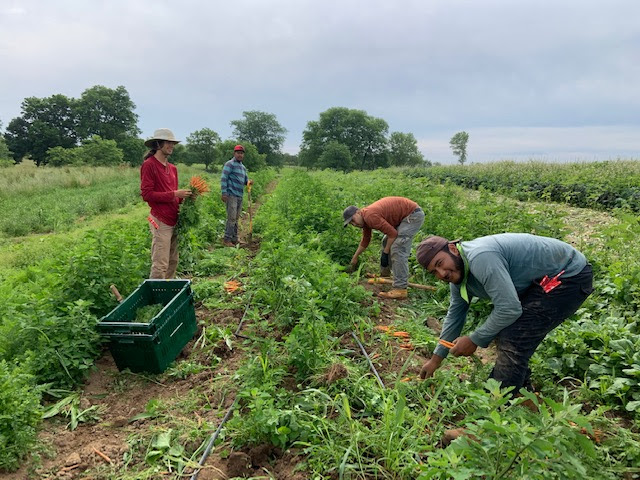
[144, 128, 180, 148]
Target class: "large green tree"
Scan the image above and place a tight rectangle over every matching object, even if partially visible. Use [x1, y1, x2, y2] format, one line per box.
[281, 152, 299, 166]
[118, 135, 146, 166]
[3, 85, 140, 166]
[5, 95, 78, 165]
[46, 146, 82, 166]
[299, 107, 389, 170]
[169, 143, 186, 165]
[0, 121, 13, 166]
[45, 136, 124, 167]
[185, 128, 221, 171]
[75, 85, 140, 141]
[450, 131, 469, 165]
[389, 131, 426, 167]
[81, 135, 124, 166]
[317, 141, 353, 172]
[230, 111, 287, 168]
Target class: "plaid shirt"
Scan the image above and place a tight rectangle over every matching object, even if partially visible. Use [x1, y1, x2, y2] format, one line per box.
[221, 158, 248, 197]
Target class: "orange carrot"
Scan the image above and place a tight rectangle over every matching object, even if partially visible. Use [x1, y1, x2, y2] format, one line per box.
[438, 339, 455, 349]
[189, 175, 210, 194]
[392, 331, 410, 338]
[93, 447, 113, 464]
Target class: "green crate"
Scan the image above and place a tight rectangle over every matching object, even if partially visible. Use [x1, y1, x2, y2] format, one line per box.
[99, 279, 193, 331]
[98, 279, 197, 373]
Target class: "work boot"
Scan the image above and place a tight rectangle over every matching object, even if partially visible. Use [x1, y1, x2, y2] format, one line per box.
[378, 289, 408, 299]
[380, 266, 391, 277]
[222, 239, 236, 247]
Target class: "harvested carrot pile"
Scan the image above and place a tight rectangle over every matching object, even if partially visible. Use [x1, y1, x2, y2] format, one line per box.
[375, 325, 414, 349]
[177, 176, 211, 232]
[223, 279, 243, 293]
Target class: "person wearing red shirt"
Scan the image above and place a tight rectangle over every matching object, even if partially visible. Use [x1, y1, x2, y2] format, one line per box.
[140, 128, 192, 279]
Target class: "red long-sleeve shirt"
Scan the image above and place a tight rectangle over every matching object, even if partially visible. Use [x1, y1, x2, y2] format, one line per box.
[140, 156, 180, 226]
[359, 196, 419, 249]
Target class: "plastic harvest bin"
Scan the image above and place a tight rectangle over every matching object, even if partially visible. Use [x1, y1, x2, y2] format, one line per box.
[97, 279, 197, 373]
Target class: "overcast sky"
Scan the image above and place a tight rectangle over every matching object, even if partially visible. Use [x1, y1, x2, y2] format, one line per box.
[1, 0, 639, 164]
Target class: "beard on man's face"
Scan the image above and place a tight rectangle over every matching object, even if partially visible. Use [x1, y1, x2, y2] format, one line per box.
[448, 251, 465, 284]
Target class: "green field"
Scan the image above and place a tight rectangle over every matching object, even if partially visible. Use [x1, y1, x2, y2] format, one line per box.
[0, 162, 638, 479]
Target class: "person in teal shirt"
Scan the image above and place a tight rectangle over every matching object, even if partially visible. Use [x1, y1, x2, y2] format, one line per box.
[220, 145, 252, 246]
[416, 233, 593, 391]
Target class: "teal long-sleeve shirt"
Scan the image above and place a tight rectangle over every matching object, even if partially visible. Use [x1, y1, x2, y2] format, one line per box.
[434, 233, 587, 358]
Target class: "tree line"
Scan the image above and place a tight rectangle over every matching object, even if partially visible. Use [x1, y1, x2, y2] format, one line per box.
[1, 84, 470, 170]
[3, 86, 140, 166]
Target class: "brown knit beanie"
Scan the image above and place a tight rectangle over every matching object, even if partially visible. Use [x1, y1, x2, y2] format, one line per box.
[416, 236, 451, 268]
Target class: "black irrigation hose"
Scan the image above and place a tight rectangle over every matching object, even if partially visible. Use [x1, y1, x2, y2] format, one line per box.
[351, 331, 385, 389]
[234, 293, 254, 337]
[190, 293, 253, 476]
[190, 400, 236, 480]
[192, 279, 255, 477]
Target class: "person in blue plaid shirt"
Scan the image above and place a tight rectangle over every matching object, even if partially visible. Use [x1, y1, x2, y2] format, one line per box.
[220, 145, 252, 246]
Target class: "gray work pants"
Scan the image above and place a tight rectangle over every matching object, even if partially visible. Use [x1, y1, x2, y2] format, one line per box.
[224, 195, 243, 243]
[382, 208, 425, 288]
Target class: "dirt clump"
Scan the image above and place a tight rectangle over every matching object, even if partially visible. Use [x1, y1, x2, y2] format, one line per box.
[426, 316, 441, 334]
[226, 451, 252, 477]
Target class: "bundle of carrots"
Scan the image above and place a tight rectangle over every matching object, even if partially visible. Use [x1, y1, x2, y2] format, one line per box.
[223, 279, 243, 293]
[189, 175, 210, 195]
[177, 176, 210, 233]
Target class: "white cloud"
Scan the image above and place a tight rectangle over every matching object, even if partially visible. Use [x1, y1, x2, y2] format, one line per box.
[0, 0, 638, 163]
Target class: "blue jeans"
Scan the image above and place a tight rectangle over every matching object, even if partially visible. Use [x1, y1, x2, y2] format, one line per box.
[224, 196, 243, 243]
[489, 264, 594, 391]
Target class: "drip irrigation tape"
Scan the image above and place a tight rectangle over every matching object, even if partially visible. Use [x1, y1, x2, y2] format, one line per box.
[351, 331, 385, 389]
[190, 401, 236, 480]
[234, 293, 253, 337]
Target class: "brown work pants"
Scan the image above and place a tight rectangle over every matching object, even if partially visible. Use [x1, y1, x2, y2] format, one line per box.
[149, 214, 178, 279]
